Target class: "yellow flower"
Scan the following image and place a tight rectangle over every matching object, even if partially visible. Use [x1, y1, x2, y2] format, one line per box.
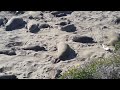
[75, 64, 80, 67]
[67, 71, 70, 74]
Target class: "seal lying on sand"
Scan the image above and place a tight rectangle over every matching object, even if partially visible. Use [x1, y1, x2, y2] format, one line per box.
[106, 32, 120, 46]
[52, 42, 76, 63]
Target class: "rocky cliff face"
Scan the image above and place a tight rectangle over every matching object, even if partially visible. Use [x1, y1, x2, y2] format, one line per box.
[0, 11, 120, 79]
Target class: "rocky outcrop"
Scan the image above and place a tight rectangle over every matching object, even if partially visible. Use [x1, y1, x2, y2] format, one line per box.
[5, 16, 26, 31]
[27, 20, 40, 33]
[0, 73, 18, 79]
[61, 24, 76, 32]
[0, 50, 16, 55]
[22, 45, 46, 52]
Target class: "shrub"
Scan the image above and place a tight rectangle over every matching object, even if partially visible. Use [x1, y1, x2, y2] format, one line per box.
[114, 41, 120, 51]
[59, 40, 120, 79]
[59, 54, 120, 79]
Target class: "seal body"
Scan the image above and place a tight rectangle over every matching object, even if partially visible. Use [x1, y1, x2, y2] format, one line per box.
[57, 42, 70, 60]
[107, 32, 120, 46]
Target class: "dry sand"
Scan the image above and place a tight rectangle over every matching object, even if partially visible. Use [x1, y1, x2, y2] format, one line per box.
[0, 11, 120, 79]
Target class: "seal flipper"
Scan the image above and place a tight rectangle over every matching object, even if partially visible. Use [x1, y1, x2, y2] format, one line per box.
[52, 58, 61, 64]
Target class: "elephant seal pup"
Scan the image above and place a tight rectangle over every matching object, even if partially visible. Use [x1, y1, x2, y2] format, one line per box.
[107, 32, 120, 46]
[52, 42, 71, 64]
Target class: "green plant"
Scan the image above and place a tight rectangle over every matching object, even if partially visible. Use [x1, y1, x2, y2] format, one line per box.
[59, 37, 120, 79]
[114, 41, 120, 51]
[59, 54, 120, 79]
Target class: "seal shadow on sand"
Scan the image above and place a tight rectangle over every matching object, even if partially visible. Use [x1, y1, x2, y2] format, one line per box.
[61, 47, 77, 61]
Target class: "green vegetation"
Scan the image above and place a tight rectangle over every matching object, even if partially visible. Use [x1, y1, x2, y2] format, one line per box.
[114, 41, 120, 51]
[59, 41, 120, 79]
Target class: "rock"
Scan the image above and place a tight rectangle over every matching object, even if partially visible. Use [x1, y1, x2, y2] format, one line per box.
[29, 16, 34, 19]
[50, 69, 62, 79]
[72, 35, 96, 43]
[114, 17, 120, 24]
[0, 73, 18, 79]
[0, 18, 8, 26]
[15, 11, 25, 15]
[5, 41, 23, 48]
[56, 21, 71, 26]
[5, 16, 26, 31]
[29, 15, 43, 20]
[27, 20, 40, 33]
[107, 32, 120, 46]
[40, 23, 50, 28]
[22, 45, 46, 52]
[54, 69, 62, 79]
[9, 11, 16, 14]
[9, 11, 25, 15]
[59, 22, 67, 26]
[61, 24, 76, 32]
[55, 19, 71, 26]
[0, 18, 4, 26]
[3, 18, 8, 25]
[102, 26, 108, 29]
[0, 50, 16, 55]
[51, 11, 73, 17]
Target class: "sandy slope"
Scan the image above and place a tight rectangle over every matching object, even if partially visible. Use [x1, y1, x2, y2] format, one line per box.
[0, 11, 120, 79]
